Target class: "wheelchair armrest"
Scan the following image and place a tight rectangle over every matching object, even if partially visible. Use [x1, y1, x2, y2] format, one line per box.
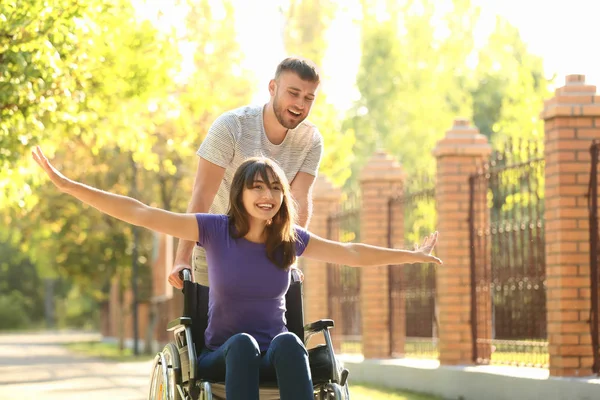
[304, 319, 334, 336]
[167, 317, 192, 332]
[303, 319, 345, 385]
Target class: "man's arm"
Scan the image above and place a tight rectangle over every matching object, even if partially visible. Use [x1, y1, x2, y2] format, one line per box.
[169, 158, 225, 288]
[290, 171, 317, 228]
[291, 128, 323, 228]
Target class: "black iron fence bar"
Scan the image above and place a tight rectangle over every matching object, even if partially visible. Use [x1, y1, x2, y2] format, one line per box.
[327, 209, 360, 224]
[472, 157, 545, 177]
[387, 197, 394, 357]
[326, 216, 334, 321]
[389, 188, 436, 204]
[468, 175, 478, 363]
[588, 140, 599, 374]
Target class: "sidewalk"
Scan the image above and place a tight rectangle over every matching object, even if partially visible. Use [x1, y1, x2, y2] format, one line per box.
[0, 330, 153, 400]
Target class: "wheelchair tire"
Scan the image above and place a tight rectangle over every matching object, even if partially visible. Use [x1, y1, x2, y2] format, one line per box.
[149, 343, 183, 400]
[332, 382, 350, 399]
[342, 382, 350, 399]
[317, 382, 350, 399]
[148, 353, 163, 400]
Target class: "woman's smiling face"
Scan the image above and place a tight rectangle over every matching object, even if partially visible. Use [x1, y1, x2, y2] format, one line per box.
[241, 169, 284, 223]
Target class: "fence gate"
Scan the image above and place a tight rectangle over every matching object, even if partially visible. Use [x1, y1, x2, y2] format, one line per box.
[387, 178, 437, 359]
[327, 193, 362, 354]
[589, 140, 599, 374]
[469, 140, 548, 367]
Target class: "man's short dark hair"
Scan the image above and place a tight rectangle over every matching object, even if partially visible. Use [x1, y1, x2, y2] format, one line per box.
[275, 57, 320, 83]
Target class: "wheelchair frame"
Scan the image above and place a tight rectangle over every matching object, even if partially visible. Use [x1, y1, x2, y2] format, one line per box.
[149, 269, 349, 400]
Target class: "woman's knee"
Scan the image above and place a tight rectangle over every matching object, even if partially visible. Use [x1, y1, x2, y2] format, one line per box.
[270, 332, 307, 356]
[224, 333, 261, 360]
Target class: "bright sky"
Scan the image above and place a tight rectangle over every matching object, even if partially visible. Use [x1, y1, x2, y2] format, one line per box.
[136, 0, 600, 113]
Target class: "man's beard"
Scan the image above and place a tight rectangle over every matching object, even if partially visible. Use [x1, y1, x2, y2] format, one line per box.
[273, 94, 304, 130]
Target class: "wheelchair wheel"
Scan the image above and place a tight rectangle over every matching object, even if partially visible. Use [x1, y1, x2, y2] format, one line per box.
[149, 352, 167, 400]
[342, 382, 350, 399]
[317, 382, 349, 399]
[149, 342, 183, 400]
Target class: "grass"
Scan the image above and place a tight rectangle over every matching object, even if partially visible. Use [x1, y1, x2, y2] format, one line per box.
[64, 340, 154, 362]
[342, 339, 549, 368]
[350, 382, 442, 400]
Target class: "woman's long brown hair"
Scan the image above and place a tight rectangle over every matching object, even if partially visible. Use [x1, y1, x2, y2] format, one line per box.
[227, 157, 298, 270]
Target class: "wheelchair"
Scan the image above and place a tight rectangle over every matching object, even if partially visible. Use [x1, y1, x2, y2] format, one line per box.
[148, 269, 350, 399]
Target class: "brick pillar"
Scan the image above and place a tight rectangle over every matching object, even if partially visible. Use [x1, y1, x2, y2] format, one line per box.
[303, 175, 341, 346]
[542, 74, 598, 377]
[433, 119, 491, 365]
[359, 150, 405, 359]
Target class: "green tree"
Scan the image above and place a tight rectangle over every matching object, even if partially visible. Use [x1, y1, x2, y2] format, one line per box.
[0, 237, 45, 330]
[471, 16, 552, 145]
[2, 0, 181, 332]
[1, 0, 82, 166]
[346, 0, 480, 182]
[139, 0, 255, 212]
[281, 0, 355, 187]
[1, 0, 177, 206]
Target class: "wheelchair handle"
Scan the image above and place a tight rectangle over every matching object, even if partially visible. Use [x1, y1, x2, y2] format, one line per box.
[179, 268, 192, 283]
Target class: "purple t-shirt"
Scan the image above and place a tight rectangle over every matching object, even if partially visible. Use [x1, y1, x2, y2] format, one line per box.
[195, 213, 311, 352]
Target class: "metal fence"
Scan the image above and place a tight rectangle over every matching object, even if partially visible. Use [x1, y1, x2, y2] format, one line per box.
[387, 177, 438, 359]
[469, 139, 548, 367]
[589, 140, 599, 374]
[327, 193, 362, 354]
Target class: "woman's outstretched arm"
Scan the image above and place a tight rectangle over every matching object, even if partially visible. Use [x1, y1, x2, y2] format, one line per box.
[32, 146, 199, 242]
[302, 230, 442, 267]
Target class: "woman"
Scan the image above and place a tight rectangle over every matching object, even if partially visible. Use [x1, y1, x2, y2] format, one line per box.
[32, 146, 442, 400]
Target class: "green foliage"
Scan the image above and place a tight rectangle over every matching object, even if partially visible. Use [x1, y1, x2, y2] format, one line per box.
[347, 0, 552, 191]
[281, 0, 355, 186]
[0, 293, 32, 330]
[1, 0, 179, 207]
[56, 285, 102, 329]
[175, 0, 254, 140]
[346, 0, 480, 183]
[141, 0, 254, 211]
[2, 0, 256, 330]
[0, 238, 45, 329]
[282, 0, 336, 68]
[1, 0, 82, 163]
[403, 192, 436, 250]
[472, 16, 552, 144]
[1, 0, 184, 328]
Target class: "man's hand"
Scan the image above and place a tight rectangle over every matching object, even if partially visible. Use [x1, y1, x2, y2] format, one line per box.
[414, 232, 443, 265]
[291, 266, 305, 282]
[168, 264, 194, 289]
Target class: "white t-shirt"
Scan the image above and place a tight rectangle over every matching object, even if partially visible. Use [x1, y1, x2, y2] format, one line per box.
[192, 104, 323, 284]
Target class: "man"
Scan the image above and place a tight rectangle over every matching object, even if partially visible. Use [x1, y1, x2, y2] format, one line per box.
[168, 57, 323, 289]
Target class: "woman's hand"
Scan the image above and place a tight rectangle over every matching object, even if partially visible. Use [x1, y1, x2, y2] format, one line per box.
[413, 232, 442, 265]
[32, 146, 72, 192]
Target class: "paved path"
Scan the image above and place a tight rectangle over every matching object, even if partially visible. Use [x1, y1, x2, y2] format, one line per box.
[0, 331, 153, 400]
